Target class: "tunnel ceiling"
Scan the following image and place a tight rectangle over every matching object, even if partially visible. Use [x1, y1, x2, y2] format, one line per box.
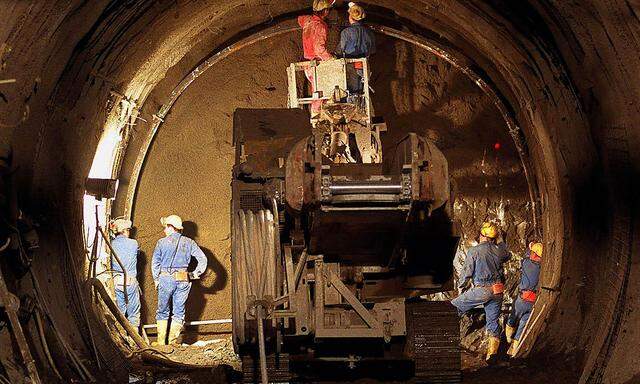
[1, 1, 639, 383]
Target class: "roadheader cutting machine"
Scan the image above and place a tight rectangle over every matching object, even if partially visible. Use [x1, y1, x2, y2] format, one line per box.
[232, 58, 461, 383]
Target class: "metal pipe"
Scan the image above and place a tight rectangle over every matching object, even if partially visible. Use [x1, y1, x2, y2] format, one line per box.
[256, 306, 269, 384]
[293, 250, 308, 290]
[0, 274, 41, 383]
[62, 222, 101, 370]
[329, 183, 402, 195]
[90, 205, 99, 280]
[97, 226, 128, 305]
[271, 198, 282, 299]
[0, 237, 10, 252]
[35, 308, 62, 380]
[0, 79, 16, 85]
[88, 278, 147, 349]
[29, 271, 94, 382]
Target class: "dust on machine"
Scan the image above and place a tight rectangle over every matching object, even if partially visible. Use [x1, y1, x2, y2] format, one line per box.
[231, 1, 461, 382]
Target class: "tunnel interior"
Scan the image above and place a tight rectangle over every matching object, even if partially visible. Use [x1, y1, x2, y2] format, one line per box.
[129, 24, 531, 345]
[0, 1, 638, 384]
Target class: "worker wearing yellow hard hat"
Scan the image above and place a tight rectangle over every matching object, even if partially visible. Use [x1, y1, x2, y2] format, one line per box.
[505, 241, 543, 357]
[152, 214, 208, 345]
[451, 222, 511, 364]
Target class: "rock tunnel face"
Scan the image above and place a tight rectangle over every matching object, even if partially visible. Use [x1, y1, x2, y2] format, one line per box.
[0, 1, 639, 383]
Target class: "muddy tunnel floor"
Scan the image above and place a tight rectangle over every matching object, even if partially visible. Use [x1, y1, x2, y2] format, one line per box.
[126, 349, 578, 384]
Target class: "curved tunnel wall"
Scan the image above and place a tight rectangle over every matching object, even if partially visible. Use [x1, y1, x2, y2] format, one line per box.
[125, 25, 530, 340]
[0, 1, 638, 382]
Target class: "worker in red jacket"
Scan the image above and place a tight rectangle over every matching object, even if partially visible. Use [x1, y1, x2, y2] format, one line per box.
[298, 0, 336, 117]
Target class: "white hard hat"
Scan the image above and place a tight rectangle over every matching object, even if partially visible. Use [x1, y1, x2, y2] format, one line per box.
[110, 218, 132, 233]
[348, 2, 366, 20]
[161, 215, 183, 230]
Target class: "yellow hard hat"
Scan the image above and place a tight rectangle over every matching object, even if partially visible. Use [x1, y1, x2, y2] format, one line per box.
[529, 242, 543, 258]
[480, 222, 498, 239]
[348, 2, 366, 21]
[110, 218, 132, 233]
[313, 0, 336, 12]
[161, 214, 183, 230]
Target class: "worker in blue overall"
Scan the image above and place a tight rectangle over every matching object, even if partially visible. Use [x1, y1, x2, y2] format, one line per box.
[336, 2, 375, 94]
[109, 218, 141, 331]
[451, 222, 510, 363]
[506, 242, 542, 357]
[152, 215, 208, 345]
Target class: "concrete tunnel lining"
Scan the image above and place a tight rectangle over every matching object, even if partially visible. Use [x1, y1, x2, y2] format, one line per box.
[2, 1, 638, 382]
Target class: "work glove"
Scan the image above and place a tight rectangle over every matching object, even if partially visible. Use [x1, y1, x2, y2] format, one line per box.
[188, 272, 200, 280]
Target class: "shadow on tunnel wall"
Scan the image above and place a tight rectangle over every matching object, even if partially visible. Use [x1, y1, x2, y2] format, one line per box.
[131, 221, 228, 341]
[182, 220, 228, 344]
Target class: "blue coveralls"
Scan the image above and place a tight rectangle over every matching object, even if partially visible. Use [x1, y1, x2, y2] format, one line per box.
[152, 232, 207, 325]
[110, 235, 141, 327]
[451, 241, 510, 337]
[336, 22, 376, 93]
[507, 250, 541, 340]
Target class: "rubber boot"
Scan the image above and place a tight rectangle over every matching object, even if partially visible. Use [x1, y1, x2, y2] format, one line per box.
[168, 321, 183, 345]
[152, 320, 168, 346]
[485, 336, 500, 363]
[505, 325, 516, 344]
[508, 339, 520, 357]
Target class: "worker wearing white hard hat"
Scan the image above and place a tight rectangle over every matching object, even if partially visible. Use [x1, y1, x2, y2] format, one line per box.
[336, 2, 376, 93]
[108, 218, 141, 330]
[151, 214, 208, 346]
